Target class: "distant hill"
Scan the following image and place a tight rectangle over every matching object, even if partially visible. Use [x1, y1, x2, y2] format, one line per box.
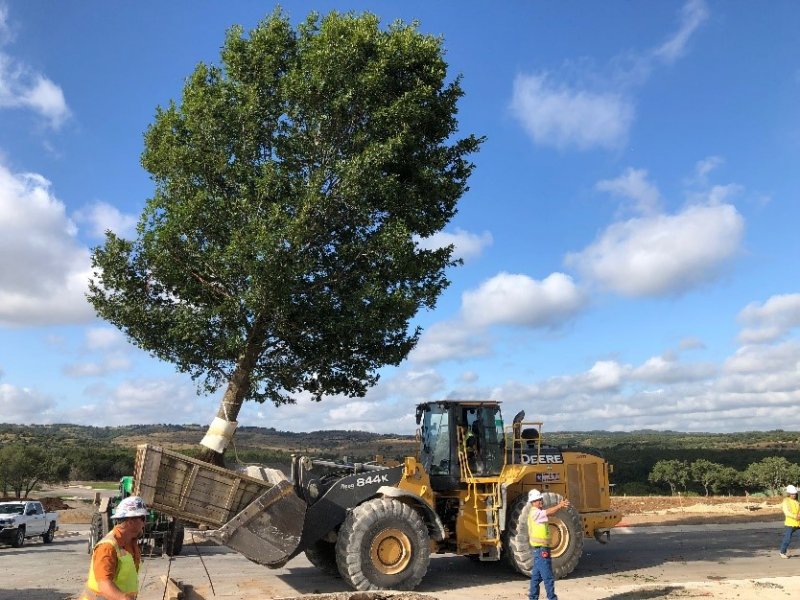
[1, 423, 799, 487]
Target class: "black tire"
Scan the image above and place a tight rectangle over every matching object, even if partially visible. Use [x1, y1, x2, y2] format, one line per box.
[305, 539, 339, 576]
[503, 491, 583, 579]
[335, 497, 430, 591]
[11, 526, 25, 548]
[42, 521, 56, 544]
[163, 520, 184, 556]
[88, 511, 109, 554]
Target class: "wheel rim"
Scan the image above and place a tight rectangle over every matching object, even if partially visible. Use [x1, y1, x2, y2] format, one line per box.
[548, 519, 569, 557]
[369, 527, 412, 575]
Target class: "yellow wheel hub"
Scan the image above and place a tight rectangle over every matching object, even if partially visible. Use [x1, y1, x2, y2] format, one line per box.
[370, 527, 412, 575]
[548, 520, 568, 557]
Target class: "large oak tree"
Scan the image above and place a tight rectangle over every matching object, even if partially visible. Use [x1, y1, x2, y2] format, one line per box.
[88, 10, 482, 463]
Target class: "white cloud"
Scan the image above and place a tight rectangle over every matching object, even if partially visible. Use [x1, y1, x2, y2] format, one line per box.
[737, 294, 800, 344]
[488, 335, 800, 433]
[462, 272, 586, 328]
[510, 74, 633, 151]
[565, 202, 743, 297]
[63, 354, 132, 377]
[409, 321, 492, 365]
[77, 377, 209, 426]
[652, 0, 710, 64]
[459, 371, 479, 383]
[0, 382, 57, 423]
[84, 327, 126, 351]
[74, 201, 138, 239]
[0, 161, 94, 325]
[723, 341, 800, 375]
[694, 156, 724, 182]
[0, 50, 70, 129]
[632, 354, 716, 383]
[596, 168, 661, 216]
[511, 1, 707, 152]
[679, 336, 705, 351]
[415, 228, 492, 262]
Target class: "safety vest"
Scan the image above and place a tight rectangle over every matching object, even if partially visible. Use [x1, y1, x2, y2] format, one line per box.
[527, 508, 550, 547]
[784, 497, 800, 528]
[80, 531, 138, 599]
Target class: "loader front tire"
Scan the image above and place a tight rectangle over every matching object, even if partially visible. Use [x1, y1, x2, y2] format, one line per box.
[163, 520, 184, 556]
[305, 539, 339, 576]
[503, 491, 583, 579]
[335, 497, 430, 591]
[88, 511, 109, 554]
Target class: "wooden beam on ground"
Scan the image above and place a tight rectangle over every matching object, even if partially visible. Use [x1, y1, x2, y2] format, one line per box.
[159, 575, 184, 600]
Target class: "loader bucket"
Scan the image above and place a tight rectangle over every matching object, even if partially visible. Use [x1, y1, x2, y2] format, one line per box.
[201, 480, 307, 568]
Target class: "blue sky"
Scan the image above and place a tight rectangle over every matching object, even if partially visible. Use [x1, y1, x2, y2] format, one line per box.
[1, 1, 799, 434]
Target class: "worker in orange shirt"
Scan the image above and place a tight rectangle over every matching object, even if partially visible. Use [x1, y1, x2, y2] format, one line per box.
[80, 496, 148, 599]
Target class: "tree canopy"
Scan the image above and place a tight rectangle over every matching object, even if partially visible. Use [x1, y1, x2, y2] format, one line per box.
[88, 9, 482, 458]
[0, 444, 70, 498]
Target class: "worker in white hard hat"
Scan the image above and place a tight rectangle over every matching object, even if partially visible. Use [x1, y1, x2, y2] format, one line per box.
[779, 484, 799, 558]
[527, 489, 570, 600]
[80, 495, 148, 599]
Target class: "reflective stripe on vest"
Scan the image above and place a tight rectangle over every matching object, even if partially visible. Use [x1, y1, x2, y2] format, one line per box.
[527, 508, 550, 547]
[784, 497, 800, 528]
[81, 531, 138, 599]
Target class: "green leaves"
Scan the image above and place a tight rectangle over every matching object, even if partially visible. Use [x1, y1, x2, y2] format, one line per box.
[88, 10, 482, 410]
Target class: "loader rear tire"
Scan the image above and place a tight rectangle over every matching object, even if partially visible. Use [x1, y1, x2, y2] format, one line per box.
[503, 491, 583, 579]
[335, 497, 430, 591]
[305, 539, 339, 576]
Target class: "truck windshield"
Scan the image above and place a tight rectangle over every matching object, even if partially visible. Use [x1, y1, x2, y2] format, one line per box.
[0, 504, 24, 514]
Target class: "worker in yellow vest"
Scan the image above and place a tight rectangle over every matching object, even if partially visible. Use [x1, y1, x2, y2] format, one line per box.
[779, 484, 800, 558]
[81, 496, 148, 599]
[527, 489, 570, 600]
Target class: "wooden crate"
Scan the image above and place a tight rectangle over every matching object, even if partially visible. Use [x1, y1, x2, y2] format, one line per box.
[133, 444, 274, 528]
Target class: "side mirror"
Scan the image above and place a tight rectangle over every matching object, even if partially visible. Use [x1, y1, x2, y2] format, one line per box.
[26, 508, 36, 515]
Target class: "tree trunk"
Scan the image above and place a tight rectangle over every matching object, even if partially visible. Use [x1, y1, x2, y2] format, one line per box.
[196, 318, 268, 467]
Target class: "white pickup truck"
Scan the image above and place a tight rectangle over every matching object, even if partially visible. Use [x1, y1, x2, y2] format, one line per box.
[0, 500, 59, 547]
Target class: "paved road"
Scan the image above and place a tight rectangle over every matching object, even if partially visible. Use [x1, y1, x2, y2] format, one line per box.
[2, 522, 799, 599]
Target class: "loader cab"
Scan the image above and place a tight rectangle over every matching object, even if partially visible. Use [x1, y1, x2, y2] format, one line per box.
[416, 401, 505, 491]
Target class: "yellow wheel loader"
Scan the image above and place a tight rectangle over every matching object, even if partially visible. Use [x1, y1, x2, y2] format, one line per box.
[135, 400, 620, 591]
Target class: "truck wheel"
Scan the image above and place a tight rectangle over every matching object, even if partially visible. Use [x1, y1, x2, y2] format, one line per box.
[335, 497, 430, 591]
[305, 539, 339, 576]
[88, 512, 108, 554]
[12, 526, 25, 548]
[42, 521, 56, 544]
[503, 492, 583, 579]
[163, 520, 184, 556]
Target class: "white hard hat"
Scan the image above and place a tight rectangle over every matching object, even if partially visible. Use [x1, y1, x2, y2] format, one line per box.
[528, 489, 543, 502]
[112, 496, 149, 520]
[787, 485, 798, 495]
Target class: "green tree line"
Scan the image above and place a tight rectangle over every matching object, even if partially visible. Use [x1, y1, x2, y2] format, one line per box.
[645, 456, 800, 496]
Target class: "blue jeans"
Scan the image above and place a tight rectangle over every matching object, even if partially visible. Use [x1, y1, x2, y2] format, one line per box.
[780, 526, 798, 553]
[529, 546, 557, 600]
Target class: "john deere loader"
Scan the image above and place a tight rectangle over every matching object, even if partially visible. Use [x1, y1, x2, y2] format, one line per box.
[134, 400, 620, 591]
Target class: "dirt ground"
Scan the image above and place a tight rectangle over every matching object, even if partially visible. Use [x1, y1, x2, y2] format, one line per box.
[610, 494, 784, 526]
